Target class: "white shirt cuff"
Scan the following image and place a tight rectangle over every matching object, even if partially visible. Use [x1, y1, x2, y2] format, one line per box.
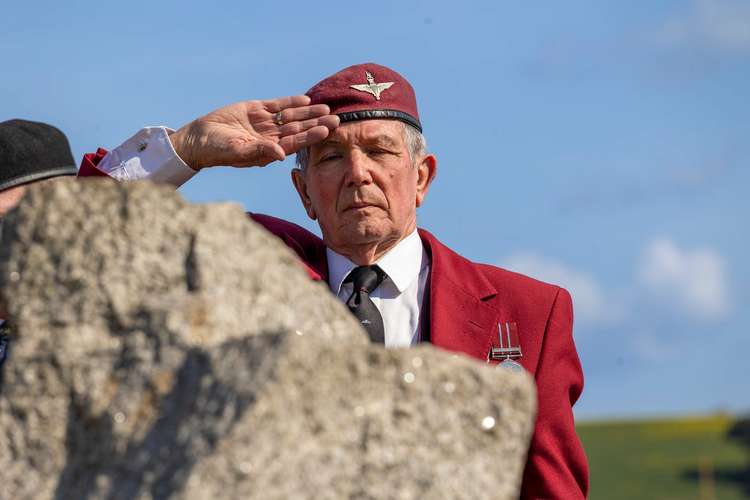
[97, 127, 197, 187]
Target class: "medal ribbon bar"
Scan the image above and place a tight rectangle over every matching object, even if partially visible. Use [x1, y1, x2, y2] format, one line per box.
[489, 322, 522, 361]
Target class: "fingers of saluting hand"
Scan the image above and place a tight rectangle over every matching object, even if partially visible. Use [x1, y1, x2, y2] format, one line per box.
[256, 140, 287, 165]
[269, 103, 332, 126]
[252, 95, 337, 135]
[277, 114, 339, 137]
[236, 95, 340, 163]
[261, 95, 312, 113]
[279, 125, 333, 155]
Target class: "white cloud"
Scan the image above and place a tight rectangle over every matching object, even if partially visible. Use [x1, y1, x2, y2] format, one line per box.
[631, 331, 680, 363]
[637, 238, 730, 320]
[500, 238, 731, 341]
[501, 254, 620, 329]
[658, 0, 750, 52]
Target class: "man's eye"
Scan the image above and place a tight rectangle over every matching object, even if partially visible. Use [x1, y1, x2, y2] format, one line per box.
[319, 153, 342, 163]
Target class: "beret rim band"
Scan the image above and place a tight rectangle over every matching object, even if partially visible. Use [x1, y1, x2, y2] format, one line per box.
[0, 166, 77, 192]
[337, 110, 422, 133]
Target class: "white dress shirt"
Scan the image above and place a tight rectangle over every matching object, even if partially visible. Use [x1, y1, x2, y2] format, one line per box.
[95, 127, 197, 187]
[328, 230, 430, 347]
[96, 127, 432, 346]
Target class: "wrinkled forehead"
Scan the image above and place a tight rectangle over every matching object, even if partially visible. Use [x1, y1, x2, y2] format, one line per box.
[313, 120, 406, 151]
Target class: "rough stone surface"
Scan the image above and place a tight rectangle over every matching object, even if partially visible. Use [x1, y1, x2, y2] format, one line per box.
[185, 337, 537, 500]
[0, 179, 363, 346]
[0, 180, 536, 499]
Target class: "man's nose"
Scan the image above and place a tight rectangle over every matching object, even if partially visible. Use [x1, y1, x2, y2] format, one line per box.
[345, 151, 373, 186]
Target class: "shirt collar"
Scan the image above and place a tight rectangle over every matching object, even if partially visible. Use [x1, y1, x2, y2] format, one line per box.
[326, 229, 424, 295]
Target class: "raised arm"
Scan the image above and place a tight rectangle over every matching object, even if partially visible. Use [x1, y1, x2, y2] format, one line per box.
[79, 96, 339, 185]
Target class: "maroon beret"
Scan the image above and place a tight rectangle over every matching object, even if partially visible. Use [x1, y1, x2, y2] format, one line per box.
[306, 63, 422, 132]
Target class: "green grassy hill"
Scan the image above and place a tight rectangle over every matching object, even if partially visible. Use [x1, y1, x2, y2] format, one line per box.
[577, 415, 749, 500]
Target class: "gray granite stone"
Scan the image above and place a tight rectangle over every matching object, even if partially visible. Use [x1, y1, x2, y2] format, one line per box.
[0, 180, 536, 499]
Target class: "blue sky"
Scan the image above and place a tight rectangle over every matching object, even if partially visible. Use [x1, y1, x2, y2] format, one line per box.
[2, 0, 748, 419]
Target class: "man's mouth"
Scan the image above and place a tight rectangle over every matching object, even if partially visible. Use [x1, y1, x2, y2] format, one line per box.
[344, 202, 380, 212]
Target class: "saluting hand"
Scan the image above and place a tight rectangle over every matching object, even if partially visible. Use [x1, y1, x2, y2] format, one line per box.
[169, 96, 339, 170]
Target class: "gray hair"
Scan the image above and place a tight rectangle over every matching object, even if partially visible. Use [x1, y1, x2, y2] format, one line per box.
[295, 121, 427, 172]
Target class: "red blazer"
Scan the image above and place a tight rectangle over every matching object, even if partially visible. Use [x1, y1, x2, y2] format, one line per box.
[80, 151, 589, 499]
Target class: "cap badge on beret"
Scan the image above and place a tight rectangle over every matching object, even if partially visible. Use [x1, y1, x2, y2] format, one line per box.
[306, 63, 422, 132]
[349, 71, 394, 101]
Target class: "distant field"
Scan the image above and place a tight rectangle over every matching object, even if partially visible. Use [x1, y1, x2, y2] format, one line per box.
[577, 415, 749, 500]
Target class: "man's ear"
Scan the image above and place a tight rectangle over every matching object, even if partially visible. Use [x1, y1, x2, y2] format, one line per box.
[415, 154, 437, 207]
[291, 168, 317, 220]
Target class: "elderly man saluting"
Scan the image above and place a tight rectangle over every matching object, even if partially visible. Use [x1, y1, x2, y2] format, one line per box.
[80, 63, 589, 499]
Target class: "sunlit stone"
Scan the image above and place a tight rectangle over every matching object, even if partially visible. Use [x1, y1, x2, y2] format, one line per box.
[481, 416, 496, 430]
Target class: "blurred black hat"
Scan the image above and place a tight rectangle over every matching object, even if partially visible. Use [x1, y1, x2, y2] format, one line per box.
[0, 119, 77, 192]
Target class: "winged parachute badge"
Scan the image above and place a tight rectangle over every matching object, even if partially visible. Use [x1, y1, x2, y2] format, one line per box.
[350, 71, 394, 101]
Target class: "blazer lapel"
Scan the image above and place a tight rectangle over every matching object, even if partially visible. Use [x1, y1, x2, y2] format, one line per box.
[418, 229, 504, 361]
[299, 239, 328, 282]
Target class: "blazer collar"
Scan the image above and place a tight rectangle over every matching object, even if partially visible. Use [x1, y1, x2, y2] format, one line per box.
[417, 228, 497, 300]
[304, 244, 328, 282]
[417, 228, 502, 360]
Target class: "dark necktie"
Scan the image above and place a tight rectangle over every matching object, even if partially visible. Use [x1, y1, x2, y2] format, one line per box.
[344, 265, 386, 344]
